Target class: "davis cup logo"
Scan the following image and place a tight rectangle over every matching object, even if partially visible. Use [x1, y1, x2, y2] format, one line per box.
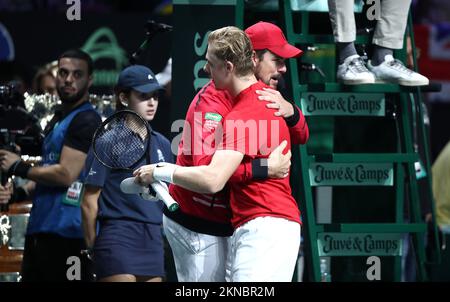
[81, 27, 128, 90]
[0, 22, 14, 61]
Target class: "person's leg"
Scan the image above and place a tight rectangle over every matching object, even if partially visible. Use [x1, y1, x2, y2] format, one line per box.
[163, 234, 178, 281]
[368, 0, 428, 85]
[371, 0, 410, 66]
[99, 274, 136, 282]
[136, 275, 163, 282]
[21, 234, 89, 282]
[22, 234, 82, 282]
[328, 0, 360, 66]
[371, 45, 394, 67]
[224, 236, 233, 282]
[59, 236, 91, 282]
[337, 43, 358, 65]
[328, 0, 358, 64]
[328, 0, 375, 84]
[229, 217, 301, 282]
[20, 235, 39, 282]
[62, 236, 95, 282]
[328, 0, 356, 44]
[163, 215, 228, 282]
[22, 234, 59, 282]
[372, 0, 412, 51]
[99, 274, 162, 282]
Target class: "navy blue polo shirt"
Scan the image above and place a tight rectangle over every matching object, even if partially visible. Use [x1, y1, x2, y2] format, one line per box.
[84, 130, 173, 224]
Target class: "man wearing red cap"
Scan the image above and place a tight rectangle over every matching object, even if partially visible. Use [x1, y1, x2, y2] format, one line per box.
[135, 25, 309, 281]
[157, 22, 308, 282]
[247, 21, 303, 61]
[247, 21, 303, 115]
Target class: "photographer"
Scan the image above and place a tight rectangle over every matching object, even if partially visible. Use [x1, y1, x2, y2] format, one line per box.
[0, 49, 101, 282]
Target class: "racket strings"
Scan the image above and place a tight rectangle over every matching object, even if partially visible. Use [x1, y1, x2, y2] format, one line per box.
[94, 112, 149, 169]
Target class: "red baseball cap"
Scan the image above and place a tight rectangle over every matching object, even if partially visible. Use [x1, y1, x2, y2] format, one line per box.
[245, 21, 302, 59]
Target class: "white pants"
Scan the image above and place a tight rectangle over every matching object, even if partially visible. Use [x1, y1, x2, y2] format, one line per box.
[328, 0, 411, 49]
[163, 215, 230, 282]
[227, 216, 301, 282]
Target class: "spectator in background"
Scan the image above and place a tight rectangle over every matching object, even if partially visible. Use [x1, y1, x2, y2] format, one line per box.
[433, 141, 450, 233]
[32, 62, 57, 96]
[0, 49, 102, 282]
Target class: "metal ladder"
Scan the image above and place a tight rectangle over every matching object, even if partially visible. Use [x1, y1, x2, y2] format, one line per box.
[235, 0, 442, 281]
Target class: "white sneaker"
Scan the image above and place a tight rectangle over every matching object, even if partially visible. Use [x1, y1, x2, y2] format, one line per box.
[368, 55, 429, 86]
[337, 55, 375, 85]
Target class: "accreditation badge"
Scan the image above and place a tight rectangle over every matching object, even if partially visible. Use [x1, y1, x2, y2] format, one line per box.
[62, 181, 84, 207]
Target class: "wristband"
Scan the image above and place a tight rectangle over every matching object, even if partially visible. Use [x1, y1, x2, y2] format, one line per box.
[284, 105, 300, 127]
[153, 164, 177, 184]
[8, 160, 31, 179]
[252, 158, 268, 180]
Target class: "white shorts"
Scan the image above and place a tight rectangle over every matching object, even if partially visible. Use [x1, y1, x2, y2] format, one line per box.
[227, 216, 301, 282]
[163, 214, 230, 282]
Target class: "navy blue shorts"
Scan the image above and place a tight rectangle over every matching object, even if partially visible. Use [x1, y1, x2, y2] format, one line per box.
[93, 220, 164, 279]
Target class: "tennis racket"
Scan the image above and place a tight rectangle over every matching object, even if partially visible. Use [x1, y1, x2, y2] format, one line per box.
[92, 109, 179, 211]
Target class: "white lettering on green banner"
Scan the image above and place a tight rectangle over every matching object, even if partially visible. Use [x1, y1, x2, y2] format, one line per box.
[309, 163, 393, 186]
[318, 233, 403, 256]
[300, 93, 385, 116]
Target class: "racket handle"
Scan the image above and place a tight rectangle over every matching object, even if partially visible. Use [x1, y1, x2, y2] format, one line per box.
[151, 181, 179, 212]
[120, 177, 179, 211]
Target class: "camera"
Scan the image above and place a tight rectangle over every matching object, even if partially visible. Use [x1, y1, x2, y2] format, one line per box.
[0, 82, 25, 108]
[0, 83, 43, 156]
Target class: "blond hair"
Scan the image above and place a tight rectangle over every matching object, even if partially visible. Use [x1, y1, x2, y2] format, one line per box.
[207, 26, 254, 77]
